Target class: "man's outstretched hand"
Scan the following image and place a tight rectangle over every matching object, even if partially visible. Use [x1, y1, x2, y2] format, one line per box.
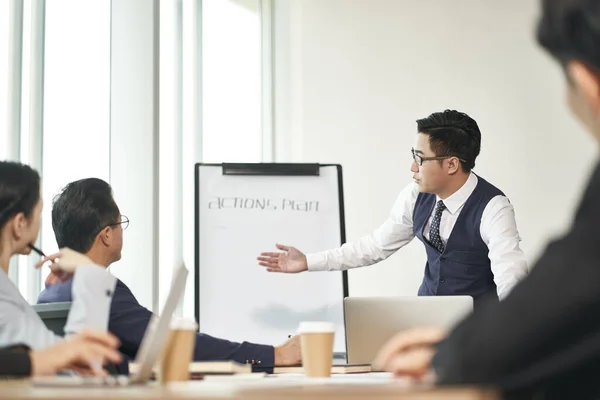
[257, 244, 308, 273]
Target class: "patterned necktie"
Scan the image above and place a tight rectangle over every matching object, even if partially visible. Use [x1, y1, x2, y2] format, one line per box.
[429, 200, 446, 253]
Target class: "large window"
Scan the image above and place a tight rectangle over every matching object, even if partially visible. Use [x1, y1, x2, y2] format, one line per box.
[160, 0, 268, 317]
[202, 0, 263, 162]
[1, 0, 110, 303]
[39, 0, 111, 289]
[4, 0, 271, 311]
[0, 1, 10, 160]
[36, 0, 111, 293]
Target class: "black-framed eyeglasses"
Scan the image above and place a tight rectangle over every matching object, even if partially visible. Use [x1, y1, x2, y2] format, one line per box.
[100, 215, 129, 235]
[411, 148, 466, 167]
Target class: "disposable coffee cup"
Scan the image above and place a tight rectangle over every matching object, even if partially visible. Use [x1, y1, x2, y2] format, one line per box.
[298, 321, 335, 378]
[159, 318, 197, 383]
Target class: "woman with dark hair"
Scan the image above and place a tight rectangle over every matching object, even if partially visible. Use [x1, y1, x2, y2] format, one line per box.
[0, 161, 121, 375]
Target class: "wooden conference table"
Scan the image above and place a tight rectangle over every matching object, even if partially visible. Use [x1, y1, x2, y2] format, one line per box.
[0, 374, 500, 400]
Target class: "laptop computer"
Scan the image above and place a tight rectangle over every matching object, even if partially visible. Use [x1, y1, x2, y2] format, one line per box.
[31, 263, 189, 387]
[344, 296, 473, 364]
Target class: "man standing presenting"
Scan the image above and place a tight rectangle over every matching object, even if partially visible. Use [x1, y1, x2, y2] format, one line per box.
[259, 110, 528, 301]
[373, 1, 600, 397]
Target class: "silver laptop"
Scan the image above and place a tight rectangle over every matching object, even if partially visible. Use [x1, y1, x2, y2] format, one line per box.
[32, 263, 189, 387]
[344, 296, 473, 364]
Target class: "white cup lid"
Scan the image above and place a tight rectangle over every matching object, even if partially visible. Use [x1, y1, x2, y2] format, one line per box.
[170, 317, 198, 331]
[297, 321, 335, 334]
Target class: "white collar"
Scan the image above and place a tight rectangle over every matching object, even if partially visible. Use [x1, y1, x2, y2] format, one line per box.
[436, 173, 478, 215]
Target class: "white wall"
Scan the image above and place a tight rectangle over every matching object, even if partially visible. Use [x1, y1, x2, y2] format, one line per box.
[274, 0, 598, 297]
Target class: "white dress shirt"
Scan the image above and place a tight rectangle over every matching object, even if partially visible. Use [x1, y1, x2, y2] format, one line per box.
[307, 173, 529, 299]
[0, 264, 116, 349]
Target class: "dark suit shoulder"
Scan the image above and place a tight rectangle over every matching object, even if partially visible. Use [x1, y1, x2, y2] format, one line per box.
[432, 159, 600, 390]
[114, 279, 131, 292]
[111, 279, 143, 307]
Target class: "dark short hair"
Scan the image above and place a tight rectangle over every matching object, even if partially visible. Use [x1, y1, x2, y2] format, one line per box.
[52, 178, 120, 253]
[537, 0, 600, 72]
[416, 109, 481, 172]
[0, 161, 41, 231]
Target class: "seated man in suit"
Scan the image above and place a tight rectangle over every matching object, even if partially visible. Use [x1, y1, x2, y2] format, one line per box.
[38, 178, 300, 371]
[374, 0, 600, 398]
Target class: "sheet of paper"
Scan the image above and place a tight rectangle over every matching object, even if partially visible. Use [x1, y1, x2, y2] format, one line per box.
[267, 372, 393, 382]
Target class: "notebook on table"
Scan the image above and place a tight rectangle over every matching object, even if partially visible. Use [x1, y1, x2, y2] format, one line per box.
[273, 363, 371, 374]
[129, 360, 253, 378]
[129, 360, 371, 377]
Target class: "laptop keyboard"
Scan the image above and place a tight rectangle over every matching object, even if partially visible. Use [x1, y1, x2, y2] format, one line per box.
[77, 375, 131, 386]
[31, 375, 132, 387]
